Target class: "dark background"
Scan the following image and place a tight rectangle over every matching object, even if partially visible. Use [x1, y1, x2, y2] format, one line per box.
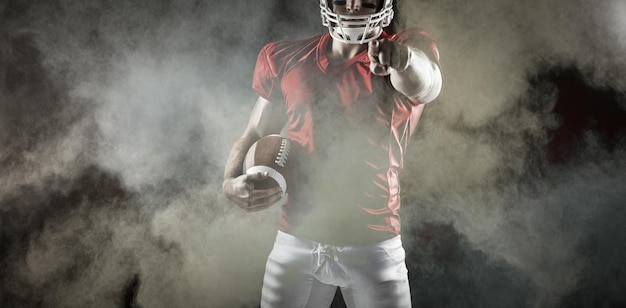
[1, 0, 625, 307]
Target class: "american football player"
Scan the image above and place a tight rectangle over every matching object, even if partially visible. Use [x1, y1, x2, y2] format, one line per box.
[223, 0, 442, 306]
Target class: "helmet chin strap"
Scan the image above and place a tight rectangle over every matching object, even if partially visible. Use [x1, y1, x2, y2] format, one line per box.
[334, 26, 375, 44]
[332, 18, 383, 44]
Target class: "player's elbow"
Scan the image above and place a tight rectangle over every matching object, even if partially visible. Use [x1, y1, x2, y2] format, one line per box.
[411, 64, 442, 104]
[392, 56, 443, 104]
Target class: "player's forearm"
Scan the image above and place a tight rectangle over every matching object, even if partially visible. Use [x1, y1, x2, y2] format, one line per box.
[223, 135, 256, 182]
[390, 46, 443, 104]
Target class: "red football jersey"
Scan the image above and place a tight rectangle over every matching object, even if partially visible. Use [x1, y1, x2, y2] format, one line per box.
[252, 29, 439, 244]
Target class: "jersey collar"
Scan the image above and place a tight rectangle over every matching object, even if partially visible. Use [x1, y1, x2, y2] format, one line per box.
[317, 33, 380, 73]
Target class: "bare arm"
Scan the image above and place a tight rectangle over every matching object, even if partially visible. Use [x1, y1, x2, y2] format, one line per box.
[222, 96, 287, 212]
[368, 39, 443, 104]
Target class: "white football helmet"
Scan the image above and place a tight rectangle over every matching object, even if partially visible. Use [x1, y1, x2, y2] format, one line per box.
[319, 0, 394, 44]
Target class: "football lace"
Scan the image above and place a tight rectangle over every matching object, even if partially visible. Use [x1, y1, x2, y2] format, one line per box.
[275, 139, 290, 167]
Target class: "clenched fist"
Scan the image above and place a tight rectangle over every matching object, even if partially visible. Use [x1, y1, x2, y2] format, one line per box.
[223, 172, 284, 212]
[368, 38, 411, 76]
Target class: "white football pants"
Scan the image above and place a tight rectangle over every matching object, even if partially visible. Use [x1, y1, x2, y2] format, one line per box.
[260, 231, 412, 308]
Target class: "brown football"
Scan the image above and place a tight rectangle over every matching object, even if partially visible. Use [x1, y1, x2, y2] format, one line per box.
[243, 134, 291, 193]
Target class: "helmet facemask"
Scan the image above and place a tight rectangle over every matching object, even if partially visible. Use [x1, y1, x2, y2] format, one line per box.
[319, 0, 394, 44]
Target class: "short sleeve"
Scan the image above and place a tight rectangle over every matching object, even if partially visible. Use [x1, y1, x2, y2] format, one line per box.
[252, 44, 279, 100]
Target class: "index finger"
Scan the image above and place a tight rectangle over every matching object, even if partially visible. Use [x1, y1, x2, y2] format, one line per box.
[368, 40, 380, 63]
[250, 185, 284, 198]
[378, 39, 392, 67]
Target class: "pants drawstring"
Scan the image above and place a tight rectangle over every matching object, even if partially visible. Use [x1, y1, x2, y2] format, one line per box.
[313, 243, 344, 267]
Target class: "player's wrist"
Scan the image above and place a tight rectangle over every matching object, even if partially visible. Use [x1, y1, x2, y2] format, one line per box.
[222, 176, 237, 192]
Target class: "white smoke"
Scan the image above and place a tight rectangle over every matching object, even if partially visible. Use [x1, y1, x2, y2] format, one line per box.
[398, 0, 626, 306]
[2, 0, 626, 307]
